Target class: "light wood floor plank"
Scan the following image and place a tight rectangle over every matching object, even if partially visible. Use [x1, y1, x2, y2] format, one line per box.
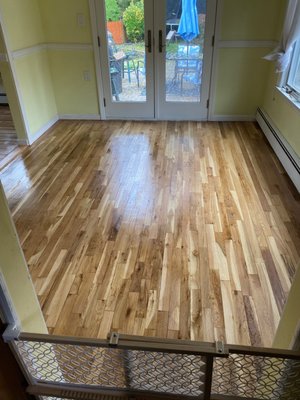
[0, 106, 22, 172]
[1, 120, 299, 347]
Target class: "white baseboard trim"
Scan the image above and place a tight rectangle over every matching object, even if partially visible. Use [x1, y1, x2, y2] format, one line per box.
[209, 114, 256, 122]
[21, 114, 101, 146]
[256, 107, 300, 193]
[59, 114, 101, 120]
[28, 115, 59, 145]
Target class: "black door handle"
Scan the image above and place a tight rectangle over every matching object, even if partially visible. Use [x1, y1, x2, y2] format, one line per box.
[159, 30, 165, 53]
[145, 30, 152, 53]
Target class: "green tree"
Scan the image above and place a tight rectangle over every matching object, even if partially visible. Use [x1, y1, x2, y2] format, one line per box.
[123, 1, 144, 42]
[105, 0, 121, 21]
[117, 0, 130, 13]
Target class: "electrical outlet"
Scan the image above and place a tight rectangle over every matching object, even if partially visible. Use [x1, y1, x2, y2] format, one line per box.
[83, 70, 91, 81]
[77, 13, 86, 27]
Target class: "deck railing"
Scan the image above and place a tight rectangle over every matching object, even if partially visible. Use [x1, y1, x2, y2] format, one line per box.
[3, 327, 300, 400]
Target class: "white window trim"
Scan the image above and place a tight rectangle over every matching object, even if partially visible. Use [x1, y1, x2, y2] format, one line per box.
[278, 39, 300, 103]
[276, 86, 300, 111]
[287, 40, 300, 99]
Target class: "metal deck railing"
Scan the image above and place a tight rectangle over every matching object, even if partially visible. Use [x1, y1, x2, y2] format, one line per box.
[3, 327, 300, 400]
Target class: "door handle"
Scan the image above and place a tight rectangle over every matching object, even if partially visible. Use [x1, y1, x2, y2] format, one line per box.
[159, 30, 165, 53]
[145, 30, 152, 53]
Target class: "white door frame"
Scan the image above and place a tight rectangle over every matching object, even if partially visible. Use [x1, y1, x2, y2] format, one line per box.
[90, 0, 217, 121]
[154, 0, 217, 120]
[89, 0, 106, 120]
[93, 0, 155, 120]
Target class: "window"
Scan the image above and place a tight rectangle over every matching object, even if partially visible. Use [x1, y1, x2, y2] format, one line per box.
[286, 40, 300, 101]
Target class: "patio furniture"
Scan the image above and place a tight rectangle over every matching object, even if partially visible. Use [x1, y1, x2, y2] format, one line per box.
[166, 18, 180, 32]
[110, 67, 121, 101]
[166, 30, 176, 44]
[136, 52, 147, 88]
[122, 51, 138, 83]
[180, 59, 202, 94]
[108, 46, 123, 101]
[136, 60, 145, 88]
[173, 44, 201, 83]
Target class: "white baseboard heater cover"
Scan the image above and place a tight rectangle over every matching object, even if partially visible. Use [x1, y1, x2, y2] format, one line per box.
[256, 107, 300, 193]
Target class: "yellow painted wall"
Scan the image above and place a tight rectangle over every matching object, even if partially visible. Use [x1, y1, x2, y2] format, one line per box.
[259, 0, 299, 159]
[0, 183, 47, 333]
[14, 51, 57, 135]
[38, 0, 99, 117]
[0, 29, 27, 141]
[258, 0, 300, 346]
[213, 0, 287, 117]
[262, 67, 300, 157]
[0, 0, 292, 127]
[273, 267, 300, 349]
[0, 0, 58, 141]
[0, 0, 97, 125]
[0, 0, 45, 51]
[48, 50, 99, 116]
[214, 48, 272, 116]
[0, 62, 28, 141]
[220, 0, 286, 41]
[41, 0, 287, 118]
[39, 0, 93, 44]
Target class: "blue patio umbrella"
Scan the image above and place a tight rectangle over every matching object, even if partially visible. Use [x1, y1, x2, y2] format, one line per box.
[177, 0, 199, 42]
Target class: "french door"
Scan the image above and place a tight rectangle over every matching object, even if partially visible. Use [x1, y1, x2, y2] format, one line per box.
[94, 0, 216, 120]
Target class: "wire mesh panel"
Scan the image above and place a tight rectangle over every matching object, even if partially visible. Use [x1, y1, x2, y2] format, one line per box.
[41, 398, 59, 400]
[41, 397, 126, 400]
[212, 353, 300, 399]
[127, 350, 205, 395]
[15, 340, 206, 397]
[15, 341, 126, 387]
[7, 330, 300, 400]
[41, 398, 67, 400]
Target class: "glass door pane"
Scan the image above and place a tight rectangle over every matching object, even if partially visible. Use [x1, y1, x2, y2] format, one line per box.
[165, 0, 205, 103]
[154, 0, 216, 120]
[104, 0, 147, 103]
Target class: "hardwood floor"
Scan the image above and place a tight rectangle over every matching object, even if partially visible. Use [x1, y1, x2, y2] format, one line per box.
[0, 105, 21, 172]
[1, 120, 299, 347]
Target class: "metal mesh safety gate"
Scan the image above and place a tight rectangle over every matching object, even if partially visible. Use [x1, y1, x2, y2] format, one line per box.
[3, 329, 300, 400]
[9, 332, 223, 399]
[211, 348, 300, 400]
[15, 340, 207, 396]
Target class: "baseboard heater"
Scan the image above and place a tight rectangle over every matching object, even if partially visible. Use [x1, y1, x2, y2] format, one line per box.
[256, 107, 300, 193]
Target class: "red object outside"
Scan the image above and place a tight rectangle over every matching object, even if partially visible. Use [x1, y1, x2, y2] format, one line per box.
[107, 21, 125, 44]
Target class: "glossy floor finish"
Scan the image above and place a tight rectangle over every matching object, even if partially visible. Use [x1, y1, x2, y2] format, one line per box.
[0, 105, 20, 171]
[1, 121, 299, 346]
